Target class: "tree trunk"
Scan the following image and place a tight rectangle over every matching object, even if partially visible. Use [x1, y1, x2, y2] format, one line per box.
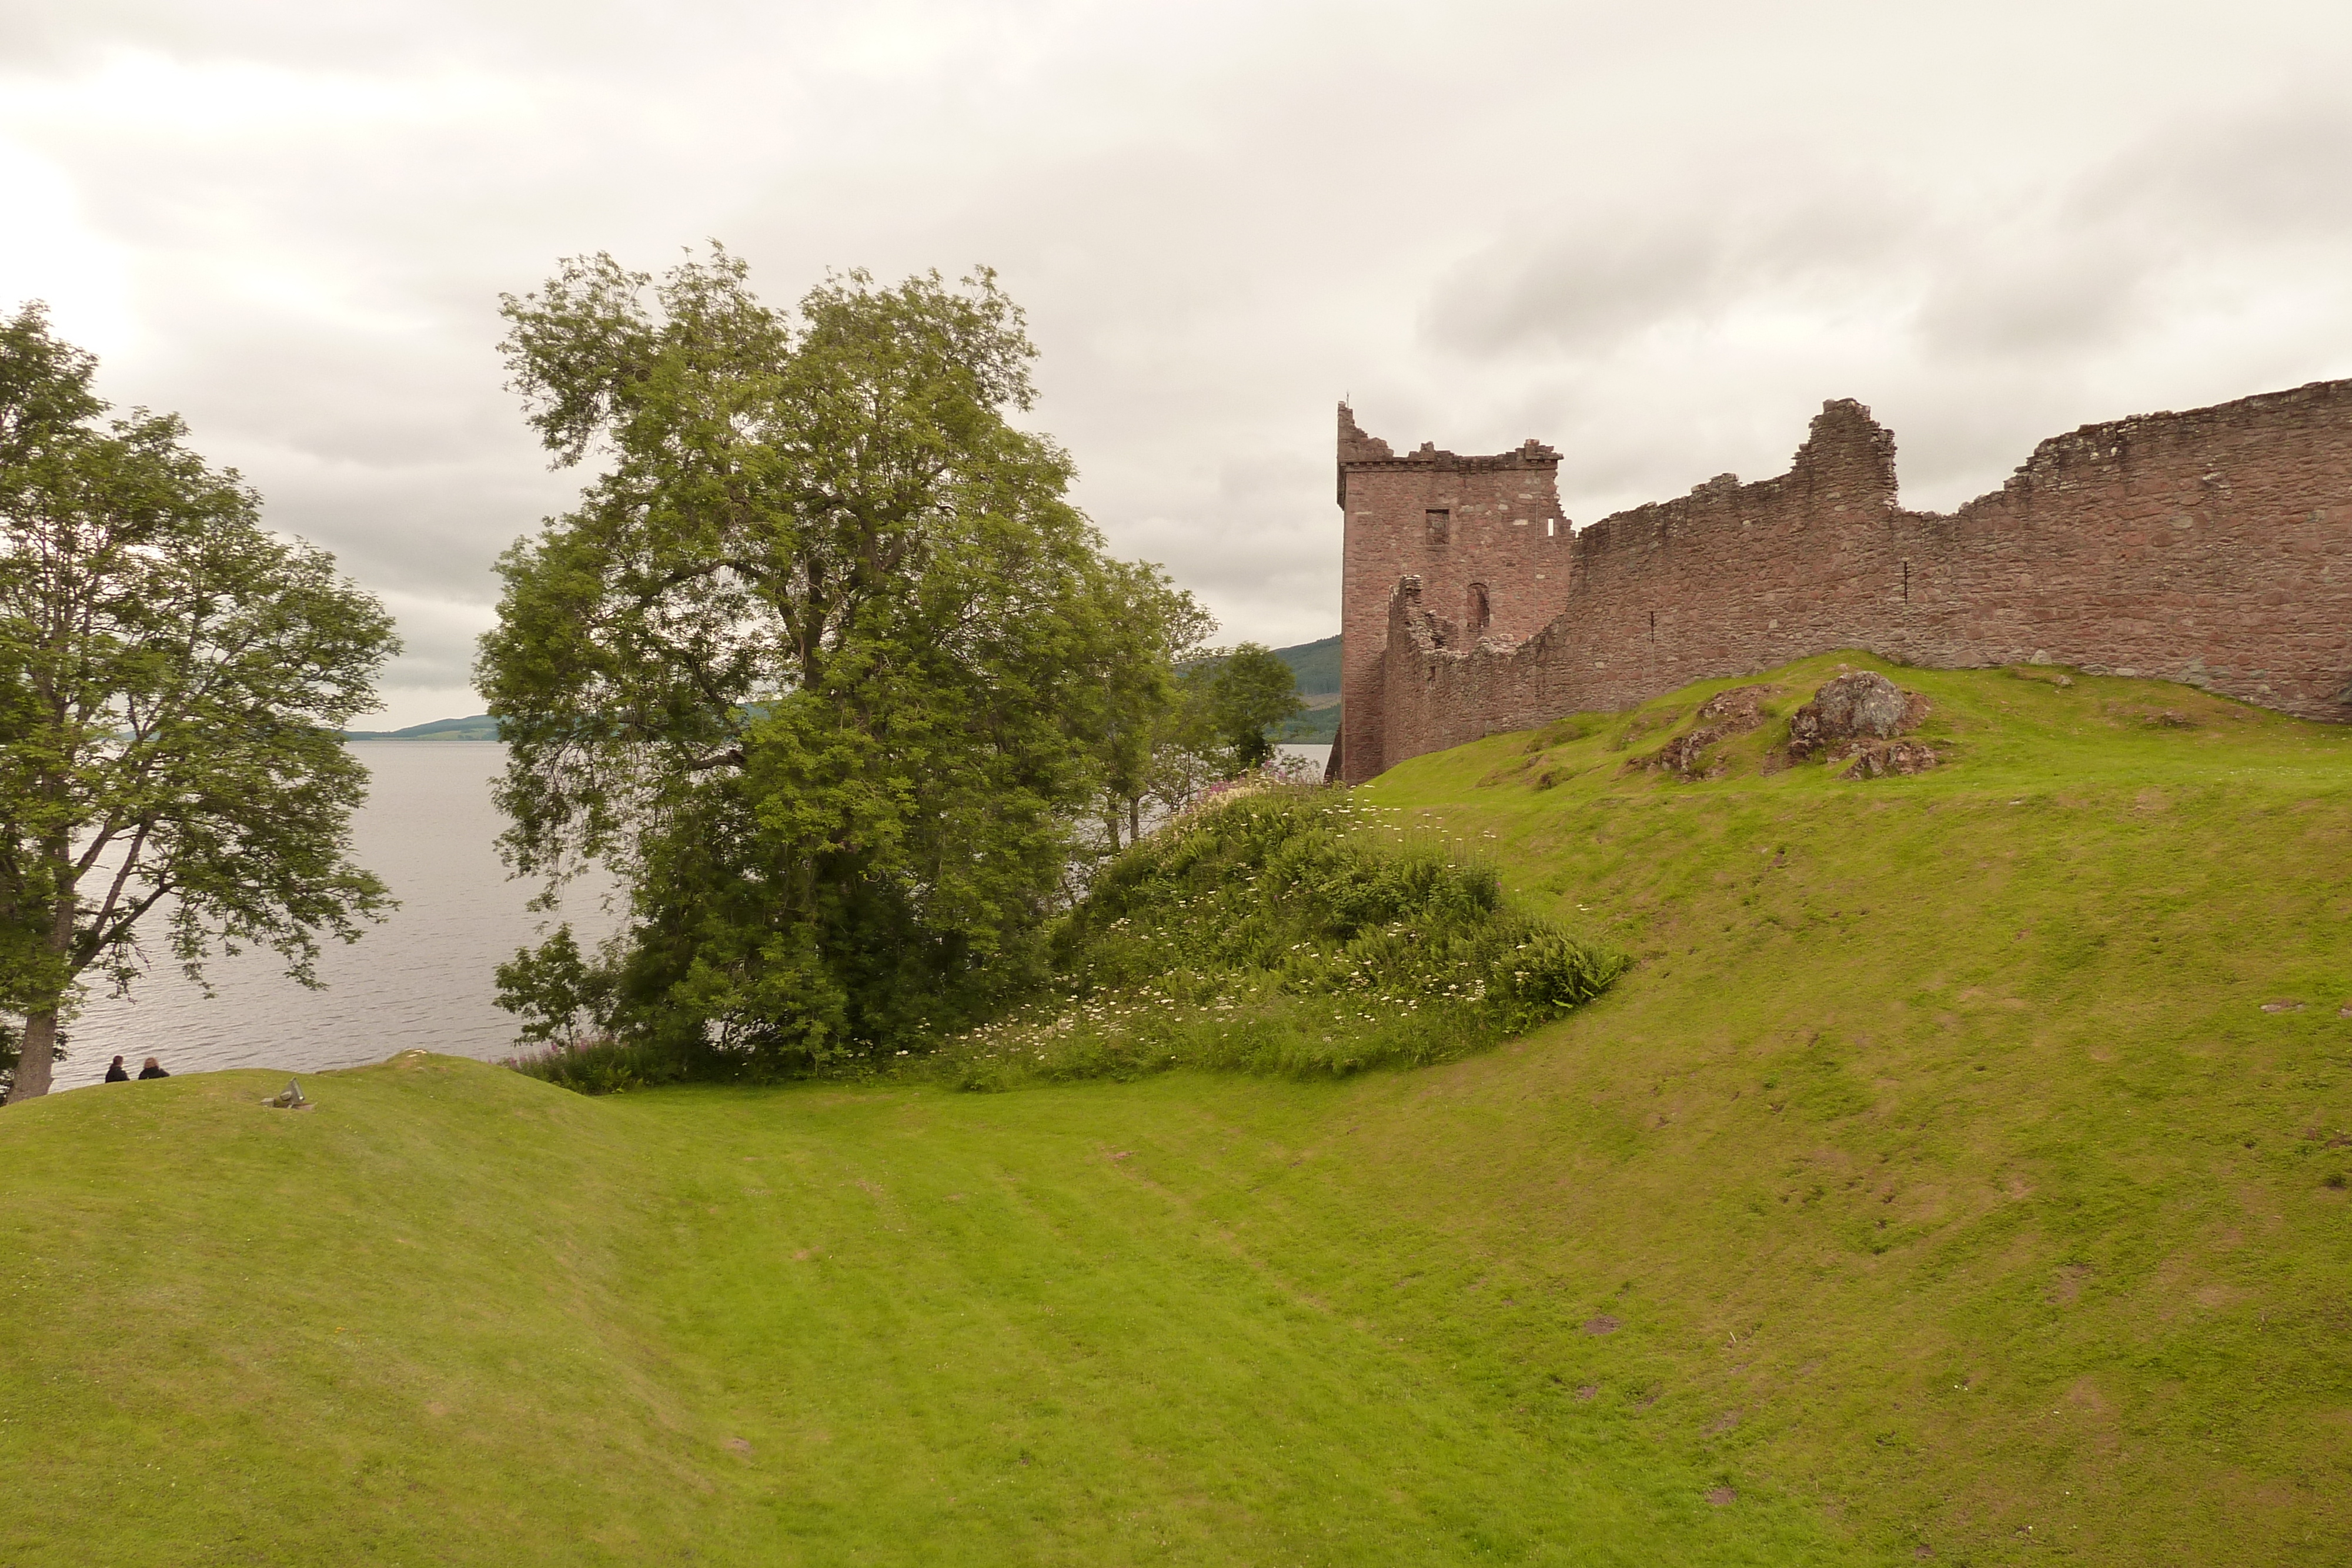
[6, 1009, 58, 1103]
[6, 869, 78, 1105]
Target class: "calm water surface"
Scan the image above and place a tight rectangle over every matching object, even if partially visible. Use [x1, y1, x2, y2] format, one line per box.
[57, 743, 613, 1091]
[52, 740, 1333, 1091]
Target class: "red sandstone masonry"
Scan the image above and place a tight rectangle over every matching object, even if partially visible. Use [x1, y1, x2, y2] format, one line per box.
[1335, 384, 2352, 783]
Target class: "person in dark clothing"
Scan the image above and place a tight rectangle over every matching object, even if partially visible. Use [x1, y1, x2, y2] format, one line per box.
[136, 1056, 169, 1080]
[104, 1055, 130, 1082]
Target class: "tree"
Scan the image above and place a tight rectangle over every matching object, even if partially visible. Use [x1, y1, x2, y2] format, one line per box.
[1090, 642, 1308, 835]
[481, 249, 1177, 1068]
[1197, 641, 1302, 773]
[492, 922, 612, 1051]
[1088, 560, 1213, 851]
[0, 305, 399, 1103]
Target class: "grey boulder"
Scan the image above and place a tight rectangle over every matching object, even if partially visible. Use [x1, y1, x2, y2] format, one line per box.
[1788, 671, 1920, 760]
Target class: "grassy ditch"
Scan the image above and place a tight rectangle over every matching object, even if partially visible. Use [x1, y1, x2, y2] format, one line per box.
[0, 1055, 1852, 1567]
[926, 789, 1628, 1089]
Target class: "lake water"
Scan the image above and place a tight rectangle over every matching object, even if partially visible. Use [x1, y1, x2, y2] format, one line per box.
[55, 743, 613, 1092]
[49, 741, 1332, 1091]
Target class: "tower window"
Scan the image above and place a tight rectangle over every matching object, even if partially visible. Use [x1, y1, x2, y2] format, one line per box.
[1467, 583, 1491, 637]
[1426, 508, 1451, 544]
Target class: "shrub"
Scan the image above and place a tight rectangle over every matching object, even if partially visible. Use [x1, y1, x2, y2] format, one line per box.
[927, 789, 1627, 1088]
[505, 1037, 691, 1095]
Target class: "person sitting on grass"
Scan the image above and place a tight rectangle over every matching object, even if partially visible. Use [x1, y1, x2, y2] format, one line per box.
[136, 1057, 169, 1081]
[104, 1055, 130, 1083]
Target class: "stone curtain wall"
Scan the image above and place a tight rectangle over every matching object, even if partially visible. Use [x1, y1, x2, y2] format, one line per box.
[1336, 381, 2352, 783]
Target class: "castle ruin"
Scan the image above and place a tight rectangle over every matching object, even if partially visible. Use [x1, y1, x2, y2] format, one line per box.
[1332, 382, 2352, 783]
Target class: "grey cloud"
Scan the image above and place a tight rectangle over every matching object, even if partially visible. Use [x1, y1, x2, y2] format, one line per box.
[2081, 99, 2352, 238]
[1909, 229, 2161, 360]
[1424, 226, 1730, 357]
[6, 1, 2352, 724]
[1421, 193, 1918, 360]
[1909, 96, 2352, 366]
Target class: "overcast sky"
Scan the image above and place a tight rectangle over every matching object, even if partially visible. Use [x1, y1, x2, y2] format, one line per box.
[6, 0, 2350, 726]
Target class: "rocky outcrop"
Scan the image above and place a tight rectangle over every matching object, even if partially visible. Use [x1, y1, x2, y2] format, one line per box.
[1613, 671, 1940, 783]
[1788, 672, 1917, 757]
[1695, 684, 1777, 728]
[1786, 671, 1937, 778]
[1627, 684, 1776, 779]
[1837, 739, 1939, 779]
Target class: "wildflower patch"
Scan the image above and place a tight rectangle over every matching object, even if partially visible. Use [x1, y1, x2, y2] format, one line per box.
[932, 790, 1628, 1089]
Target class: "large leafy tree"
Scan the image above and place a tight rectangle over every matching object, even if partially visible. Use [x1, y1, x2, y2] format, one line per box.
[482, 250, 1191, 1066]
[0, 305, 399, 1103]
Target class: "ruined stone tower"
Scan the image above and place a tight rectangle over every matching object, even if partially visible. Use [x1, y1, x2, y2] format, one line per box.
[1334, 406, 1568, 784]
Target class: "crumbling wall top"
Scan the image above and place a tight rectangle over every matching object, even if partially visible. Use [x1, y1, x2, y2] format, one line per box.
[1337, 403, 1561, 503]
[1338, 403, 1393, 463]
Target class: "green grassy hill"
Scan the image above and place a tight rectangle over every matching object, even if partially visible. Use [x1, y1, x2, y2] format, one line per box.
[1272, 633, 1340, 697]
[6, 653, 2349, 1564]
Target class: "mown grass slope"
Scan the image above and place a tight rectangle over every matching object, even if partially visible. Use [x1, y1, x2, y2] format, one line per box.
[4, 653, 2348, 1565]
[1, 1059, 1836, 1566]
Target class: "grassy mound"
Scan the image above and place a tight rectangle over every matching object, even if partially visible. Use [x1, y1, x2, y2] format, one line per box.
[1344, 650, 2352, 1562]
[930, 789, 1627, 1089]
[8, 654, 2350, 1565]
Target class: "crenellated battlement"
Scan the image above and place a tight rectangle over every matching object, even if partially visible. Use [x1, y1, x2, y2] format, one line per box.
[1333, 380, 2352, 783]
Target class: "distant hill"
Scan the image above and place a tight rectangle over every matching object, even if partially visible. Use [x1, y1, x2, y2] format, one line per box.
[1269, 634, 1339, 698]
[1271, 635, 1340, 744]
[1275, 709, 1339, 744]
[341, 715, 502, 741]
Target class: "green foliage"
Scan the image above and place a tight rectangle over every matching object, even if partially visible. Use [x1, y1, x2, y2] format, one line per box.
[504, 1034, 694, 1095]
[1181, 640, 1304, 773]
[0, 1015, 64, 1102]
[480, 250, 1190, 1071]
[1083, 559, 1214, 851]
[1103, 637, 1313, 834]
[0, 304, 397, 1101]
[927, 788, 1626, 1088]
[493, 923, 612, 1049]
